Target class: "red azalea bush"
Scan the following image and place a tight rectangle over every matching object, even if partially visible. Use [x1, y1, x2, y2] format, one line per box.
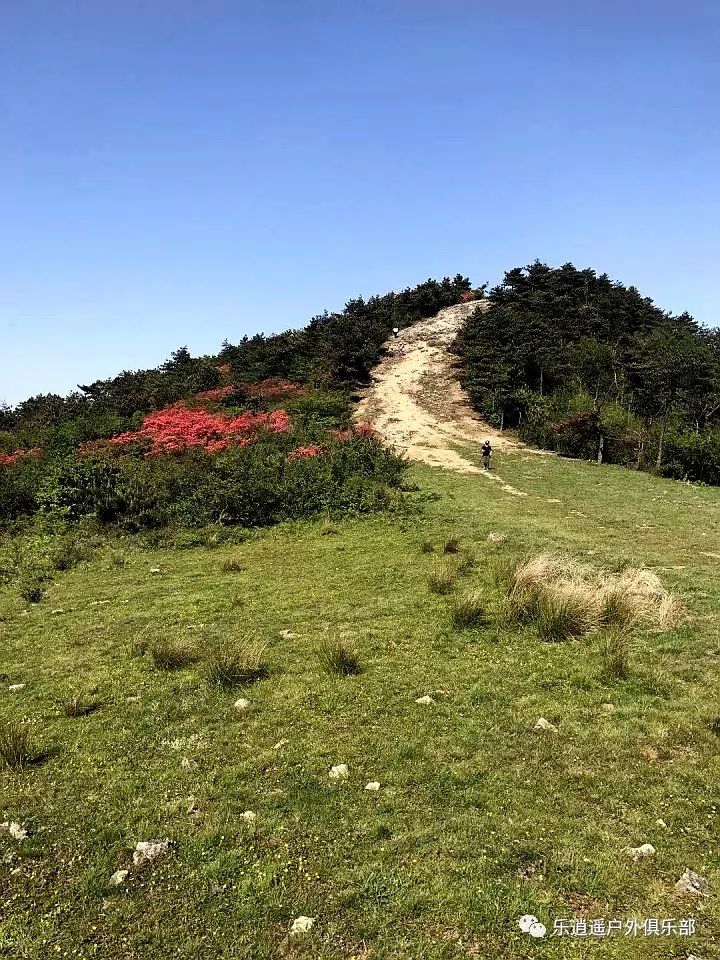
[79, 405, 290, 457]
[242, 378, 308, 400]
[287, 444, 325, 461]
[0, 447, 42, 469]
[193, 385, 237, 403]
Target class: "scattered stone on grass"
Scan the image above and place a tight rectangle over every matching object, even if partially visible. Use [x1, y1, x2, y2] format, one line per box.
[8, 684, 26, 693]
[149, 568, 162, 574]
[674, 868, 710, 896]
[655, 818, 668, 829]
[534, 718, 558, 734]
[233, 698, 250, 712]
[273, 739, 289, 750]
[133, 839, 172, 867]
[365, 781, 381, 791]
[625, 843, 656, 861]
[240, 811, 256, 823]
[279, 629, 297, 639]
[1, 821, 28, 841]
[329, 764, 349, 780]
[109, 869, 129, 887]
[90, 600, 111, 606]
[600, 703, 615, 713]
[289, 916, 315, 936]
[643, 745, 660, 762]
[415, 695, 434, 705]
[50, 609, 65, 615]
[180, 757, 198, 770]
[487, 532, 506, 543]
[186, 799, 200, 817]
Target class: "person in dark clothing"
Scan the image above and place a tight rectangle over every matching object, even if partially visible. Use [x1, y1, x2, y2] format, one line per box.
[481, 440, 492, 470]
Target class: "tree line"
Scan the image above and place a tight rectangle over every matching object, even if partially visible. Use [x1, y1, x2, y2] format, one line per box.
[453, 261, 720, 483]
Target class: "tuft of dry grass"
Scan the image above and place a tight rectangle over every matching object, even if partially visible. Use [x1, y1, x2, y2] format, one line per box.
[443, 537, 461, 554]
[221, 557, 245, 573]
[428, 562, 458, 595]
[148, 639, 197, 671]
[507, 553, 683, 639]
[318, 636, 362, 676]
[206, 638, 269, 686]
[420, 541, 435, 554]
[450, 590, 488, 629]
[0, 721, 36, 770]
[61, 693, 102, 718]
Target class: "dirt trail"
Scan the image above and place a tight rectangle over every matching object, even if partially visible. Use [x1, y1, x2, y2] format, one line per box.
[355, 301, 528, 495]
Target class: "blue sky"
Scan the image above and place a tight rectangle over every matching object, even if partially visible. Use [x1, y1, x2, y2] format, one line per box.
[2, 0, 718, 406]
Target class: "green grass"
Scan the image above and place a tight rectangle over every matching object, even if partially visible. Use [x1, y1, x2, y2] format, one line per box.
[1, 450, 719, 958]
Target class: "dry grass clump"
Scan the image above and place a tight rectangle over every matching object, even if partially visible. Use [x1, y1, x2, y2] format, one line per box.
[508, 552, 683, 640]
[220, 557, 245, 573]
[61, 693, 102, 718]
[420, 540, 435, 554]
[318, 636, 362, 675]
[206, 638, 268, 686]
[428, 562, 458, 595]
[443, 537, 461, 554]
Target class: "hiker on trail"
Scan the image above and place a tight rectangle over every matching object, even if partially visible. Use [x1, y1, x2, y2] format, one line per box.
[481, 440, 492, 470]
[392, 326, 400, 338]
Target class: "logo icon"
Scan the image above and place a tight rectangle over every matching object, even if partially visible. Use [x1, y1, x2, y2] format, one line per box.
[519, 915, 547, 938]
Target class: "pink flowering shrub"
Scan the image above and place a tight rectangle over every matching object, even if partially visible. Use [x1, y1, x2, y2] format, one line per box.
[79, 405, 290, 457]
[0, 447, 42, 469]
[287, 444, 325, 461]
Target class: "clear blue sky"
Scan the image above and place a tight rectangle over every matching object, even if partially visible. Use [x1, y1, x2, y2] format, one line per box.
[2, 0, 718, 406]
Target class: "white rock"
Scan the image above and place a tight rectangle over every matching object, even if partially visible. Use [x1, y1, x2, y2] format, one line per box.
[329, 764, 349, 780]
[273, 739, 289, 750]
[289, 916, 315, 935]
[415, 695, 434, 705]
[8, 684, 26, 693]
[625, 843, 655, 861]
[600, 702, 615, 713]
[109, 869, 129, 887]
[533, 718, 558, 733]
[1, 821, 27, 840]
[240, 811, 256, 822]
[279, 629, 297, 639]
[655, 818, 668, 829]
[149, 568, 161, 574]
[487, 532, 506, 543]
[133, 839, 172, 867]
[365, 781, 381, 791]
[233, 698, 250, 712]
[180, 757, 197, 769]
[674, 868, 709, 896]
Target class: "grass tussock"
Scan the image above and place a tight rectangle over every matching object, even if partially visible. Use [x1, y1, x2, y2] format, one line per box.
[148, 639, 197, 671]
[220, 557, 245, 573]
[206, 638, 269, 686]
[599, 629, 633, 679]
[0, 721, 36, 770]
[19, 580, 44, 604]
[428, 562, 458, 595]
[450, 590, 488, 629]
[420, 540, 435, 554]
[318, 636, 362, 675]
[61, 693, 102, 718]
[443, 537, 460, 554]
[508, 552, 684, 640]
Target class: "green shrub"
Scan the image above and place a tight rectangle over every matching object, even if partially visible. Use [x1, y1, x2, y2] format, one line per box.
[19, 579, 44, 604]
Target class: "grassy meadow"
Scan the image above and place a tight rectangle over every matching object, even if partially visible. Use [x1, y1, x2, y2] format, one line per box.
[1, 449, 719, 958]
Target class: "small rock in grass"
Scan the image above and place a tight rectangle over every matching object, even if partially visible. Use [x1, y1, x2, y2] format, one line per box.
[674, 868, 710, 896]
[365, 781, 381, 792]
[133, 839, 172, 867]
[109, 869, 129, 887]
[149, 568, 161, 574]
[1, 821, 28, 841]
[329, 764, 349, 780]
[487, 532, 506, 543]
[240, 811, 256, 823]
[533, 718, 558, 734]
[233, 698, 250, 712]
[656, 818, 668, 829]
[8, 684, 26, 693]
[273, 739, 289, 750]
[186, 799, 200, 816]
[279, 629, 297, 639]
[180, 757, 198, 769]
[643, 745, 659, 762]
[625, 843, 656, 861]
[289, 916, 315, 936]
[415, 695, 434, 705]
[600, 703, 615, 713]
[51, 609, 65, 615]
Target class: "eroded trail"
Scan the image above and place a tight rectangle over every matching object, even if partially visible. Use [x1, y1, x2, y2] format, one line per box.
[355, 301, 528, 495]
